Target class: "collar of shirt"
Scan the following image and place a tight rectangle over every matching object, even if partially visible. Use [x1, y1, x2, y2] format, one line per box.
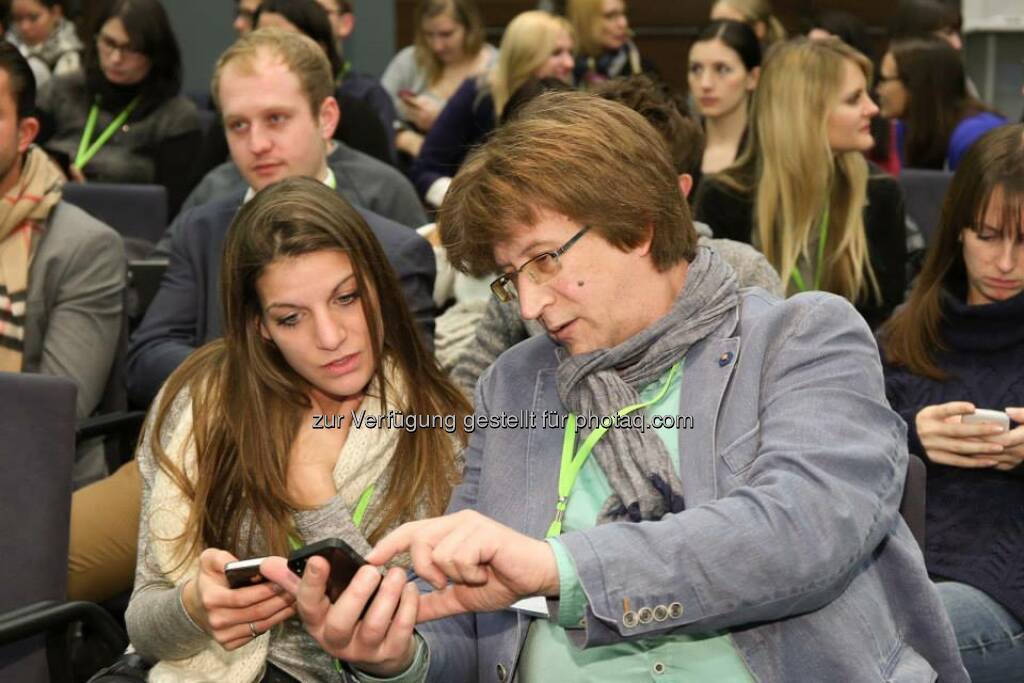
[243, 167, 336, 204]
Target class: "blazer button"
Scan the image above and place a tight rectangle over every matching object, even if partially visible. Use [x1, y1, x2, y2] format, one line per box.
[496, 663, 508, 682]
[623, 610, 639, 628]
[653, 605, 669, 622]
[668, 602, 684, 619]
[638, 607, 654, 624]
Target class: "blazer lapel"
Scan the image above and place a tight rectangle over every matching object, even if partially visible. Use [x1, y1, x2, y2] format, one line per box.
[523, 367, 565, 540]
[678, 310, 740, 505]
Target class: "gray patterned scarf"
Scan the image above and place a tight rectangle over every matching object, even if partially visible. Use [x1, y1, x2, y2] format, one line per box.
[556, 246, 739, 523]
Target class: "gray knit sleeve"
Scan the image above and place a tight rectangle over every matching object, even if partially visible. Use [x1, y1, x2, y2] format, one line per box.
[124, 389, 211, 662]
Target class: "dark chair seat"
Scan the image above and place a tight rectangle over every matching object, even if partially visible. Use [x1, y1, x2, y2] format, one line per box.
[62, 183, 168, 246]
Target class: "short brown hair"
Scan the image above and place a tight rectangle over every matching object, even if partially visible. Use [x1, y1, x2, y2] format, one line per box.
[211, 28, 333, 115]
[593, 75, 704, 177]
[439, 90, 698, 277]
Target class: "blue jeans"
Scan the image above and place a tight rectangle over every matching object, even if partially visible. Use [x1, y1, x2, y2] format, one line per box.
[935, 581, 1024, 683]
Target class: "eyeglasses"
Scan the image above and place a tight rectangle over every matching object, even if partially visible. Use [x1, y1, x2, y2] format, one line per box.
[96, 33, 144, 59]
[490, 226, 589, 303]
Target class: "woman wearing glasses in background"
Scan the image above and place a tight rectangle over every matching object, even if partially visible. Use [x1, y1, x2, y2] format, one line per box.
[879, 124, 1024, 683]
[5, 0, 82, 89]
[35, 0, 201, 216]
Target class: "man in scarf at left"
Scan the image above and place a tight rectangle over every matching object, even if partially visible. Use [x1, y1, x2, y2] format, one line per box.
[0, 39, 124, 486]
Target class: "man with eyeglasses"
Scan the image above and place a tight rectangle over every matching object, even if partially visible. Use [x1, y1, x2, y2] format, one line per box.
[262, 91, 968, 681]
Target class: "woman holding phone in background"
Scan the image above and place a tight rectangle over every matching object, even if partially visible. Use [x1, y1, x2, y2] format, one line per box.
[880, 124, 1024, 683]
[381, 0, 497, 160]
[409, 9, 574, 207]
[124, 178, 469, 681]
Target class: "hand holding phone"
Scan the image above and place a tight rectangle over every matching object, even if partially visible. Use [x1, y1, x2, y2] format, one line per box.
[287, 538, 383, 603]
[187, 548, 297, 651]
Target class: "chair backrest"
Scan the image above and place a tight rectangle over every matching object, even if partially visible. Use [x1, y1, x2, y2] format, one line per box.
[899, 453, 927, 552]
[898, 169, 954, 247]
[61, 183, 168, 245]
[0, 373, 77, 682]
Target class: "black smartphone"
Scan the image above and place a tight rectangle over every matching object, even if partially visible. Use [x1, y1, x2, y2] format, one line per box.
[224, 556, 269, 589]
[287, 538, 377, 603]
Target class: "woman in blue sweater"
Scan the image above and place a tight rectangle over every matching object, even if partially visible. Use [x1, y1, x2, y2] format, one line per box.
[879, 123, 1024, 683]
[409, 10, 574, 207]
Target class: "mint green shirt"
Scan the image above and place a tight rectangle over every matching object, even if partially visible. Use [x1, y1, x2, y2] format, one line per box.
[519, 367, 755, 682]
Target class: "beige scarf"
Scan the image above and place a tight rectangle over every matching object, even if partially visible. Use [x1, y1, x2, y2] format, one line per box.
[146, 375, 407, 683]
[0, 146, 64, 371]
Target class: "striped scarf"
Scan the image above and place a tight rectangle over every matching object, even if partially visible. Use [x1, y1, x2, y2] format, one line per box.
[0, 146, 64, 371]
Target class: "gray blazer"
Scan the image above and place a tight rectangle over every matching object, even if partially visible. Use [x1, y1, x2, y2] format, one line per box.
[416, 289, 968, 682]
[23, 201, 125, 420]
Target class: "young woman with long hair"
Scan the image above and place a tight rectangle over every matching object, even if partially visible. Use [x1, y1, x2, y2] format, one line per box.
[695, 37, 907, 329]
[409, 10, 574, 207]
[878, 36, 1006, 170]
[381, 0, 497, 159]
[567, 0, 652, 86]
[124, 177, 470, 681]
[709, 0, 786, 49]
[35, 0, 201, 215]
[687, 19, 760, 177]
[879, 124, 1024, 682]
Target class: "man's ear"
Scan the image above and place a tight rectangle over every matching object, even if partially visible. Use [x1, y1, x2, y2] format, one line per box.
[318, 96, 340, 141]
[18, 116, 40, 153]
[678, 173, 693, 199]
[338, 12, 355, 40]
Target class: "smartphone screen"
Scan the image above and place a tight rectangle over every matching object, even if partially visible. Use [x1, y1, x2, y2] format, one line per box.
[287, 538, 374, 602]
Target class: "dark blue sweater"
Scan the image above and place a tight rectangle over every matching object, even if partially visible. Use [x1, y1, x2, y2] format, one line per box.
[408, 76, 496, 199]
[883, 288, 1024, 623]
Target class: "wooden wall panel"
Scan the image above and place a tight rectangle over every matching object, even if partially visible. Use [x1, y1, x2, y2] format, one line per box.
[395, 0, 900, 94]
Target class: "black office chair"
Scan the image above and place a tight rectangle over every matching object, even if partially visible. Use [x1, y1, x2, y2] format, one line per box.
[0, 373, 126, 682]
[899, 453, 927, 552]
[61, 183, 168, 248]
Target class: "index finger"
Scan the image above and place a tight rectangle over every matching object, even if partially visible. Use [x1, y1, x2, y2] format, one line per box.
[922, 401, 976, 419]
[366, 520, 427, 565]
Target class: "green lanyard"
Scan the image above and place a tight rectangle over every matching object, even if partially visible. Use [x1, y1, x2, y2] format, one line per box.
[546, 362, 682, 537]
[324, 169, 337, 190]
[74, 96, 141, 171]
[287, 482, 375, 550]
[789, 203, 831, 293]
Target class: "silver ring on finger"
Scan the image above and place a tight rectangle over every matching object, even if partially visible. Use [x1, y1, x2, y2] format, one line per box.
[249, 621, 259, 639]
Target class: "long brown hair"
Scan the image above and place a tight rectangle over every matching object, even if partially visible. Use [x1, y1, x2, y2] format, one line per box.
[889, 36, 991, 169]
[148, 178, 470, 562]
[880, 124, 1024, 379]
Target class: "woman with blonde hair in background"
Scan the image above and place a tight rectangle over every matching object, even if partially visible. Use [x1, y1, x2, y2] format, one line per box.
[695, 37, 907, 329]
[710, 0, 786, 49]
[382, 0, 496, 159]
[567, 0, 652, 86]
[124, 177, 469, 681]
[409, 10, 574, 207]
